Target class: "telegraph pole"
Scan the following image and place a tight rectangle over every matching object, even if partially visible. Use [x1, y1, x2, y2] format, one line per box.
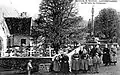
[91, 5, 94, 37]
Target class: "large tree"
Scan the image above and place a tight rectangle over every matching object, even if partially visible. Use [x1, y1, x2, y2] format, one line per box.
[67, 20, 88, 44]
[33, 0, 82, 53]
[94, 8, 120, 42]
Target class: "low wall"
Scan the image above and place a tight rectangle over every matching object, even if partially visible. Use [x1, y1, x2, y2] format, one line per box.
[0, 57, 52, 73]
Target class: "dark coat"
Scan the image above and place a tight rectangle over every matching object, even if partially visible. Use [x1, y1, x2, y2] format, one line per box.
[60, 54, 69, 73]
[102, 48, 111, 64]
[79, 50, 83, 55]
[90, 47, 97, 58]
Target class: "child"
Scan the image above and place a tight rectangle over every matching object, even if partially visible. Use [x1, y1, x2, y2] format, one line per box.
[93, 53, 101, 73]
[88, 55, 94, 73]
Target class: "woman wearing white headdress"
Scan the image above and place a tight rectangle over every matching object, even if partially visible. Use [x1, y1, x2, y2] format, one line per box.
[110, 44, 117, 65]
[80, 47, 88, 73]
[71, 50, 80, 73]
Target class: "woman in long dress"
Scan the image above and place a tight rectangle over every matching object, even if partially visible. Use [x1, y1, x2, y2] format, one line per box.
[110, 45, 117, 65]
[79, 48, 83, 72]
[93, 53, 101, 73]
[53, 56, 61, 72]
[60, 54, 69, 74]
[80, 48, 89, 73]
[102, 44, 111, 66]
[71, 51, 80, 74]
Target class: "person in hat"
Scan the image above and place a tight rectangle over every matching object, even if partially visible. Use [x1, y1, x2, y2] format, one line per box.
[27, 60, 33, 75]
[102, 44, 111, 66]
[60, 53, 69, 74]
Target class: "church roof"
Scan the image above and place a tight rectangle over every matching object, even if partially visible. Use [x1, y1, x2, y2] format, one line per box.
[4, 17, 32, 35]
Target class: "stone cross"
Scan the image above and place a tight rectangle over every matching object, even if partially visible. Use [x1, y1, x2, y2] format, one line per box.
[46, 45, 54, 57]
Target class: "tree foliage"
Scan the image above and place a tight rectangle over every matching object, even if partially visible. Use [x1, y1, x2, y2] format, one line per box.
[67, 20, 88, 43]
[33, 0, 83, 53]
[94, 8, 120, 40]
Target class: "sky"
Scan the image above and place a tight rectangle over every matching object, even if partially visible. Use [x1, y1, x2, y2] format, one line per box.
[0, 0, 120, 21]
[76, 0, 120, 21]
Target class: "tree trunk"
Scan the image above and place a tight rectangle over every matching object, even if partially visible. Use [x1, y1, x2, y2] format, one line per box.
[52, 43, 60, 54]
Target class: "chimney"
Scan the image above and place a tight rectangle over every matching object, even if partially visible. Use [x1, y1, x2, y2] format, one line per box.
[20, 12, 28, 17]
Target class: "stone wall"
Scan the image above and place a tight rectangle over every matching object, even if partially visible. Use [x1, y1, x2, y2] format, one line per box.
[0, 57, 52, 73]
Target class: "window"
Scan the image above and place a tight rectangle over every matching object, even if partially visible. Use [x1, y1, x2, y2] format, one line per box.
[7, 37, 11, 47]
[21, 39, 26, 46]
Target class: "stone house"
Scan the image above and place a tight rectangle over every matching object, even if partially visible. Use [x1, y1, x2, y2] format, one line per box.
[4, 17, 33, 57]
[4, 17, 32, 46]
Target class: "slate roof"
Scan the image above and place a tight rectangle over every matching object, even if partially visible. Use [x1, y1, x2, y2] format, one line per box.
[4, 17, 32, 35]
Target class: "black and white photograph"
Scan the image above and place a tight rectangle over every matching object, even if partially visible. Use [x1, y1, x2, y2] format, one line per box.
[0, 0, 120, 75]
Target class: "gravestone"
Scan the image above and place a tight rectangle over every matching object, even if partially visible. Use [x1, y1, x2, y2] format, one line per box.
[39, 63, 51, 73]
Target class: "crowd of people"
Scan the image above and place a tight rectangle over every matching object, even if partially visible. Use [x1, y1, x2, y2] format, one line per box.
[50, 44, 118, 74]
